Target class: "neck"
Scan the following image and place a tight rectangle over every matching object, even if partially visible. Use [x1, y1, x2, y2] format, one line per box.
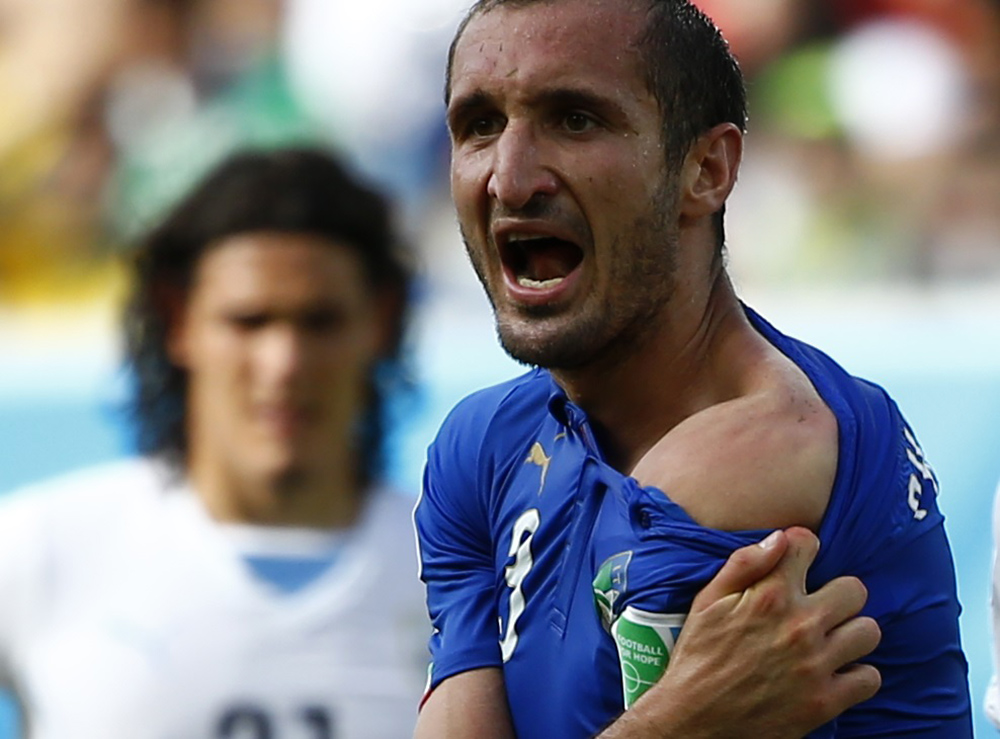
[188, 455, 363, 530]
[551, 271, 759, 473]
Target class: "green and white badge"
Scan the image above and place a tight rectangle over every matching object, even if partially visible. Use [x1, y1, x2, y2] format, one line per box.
[611, 606, 686, 708]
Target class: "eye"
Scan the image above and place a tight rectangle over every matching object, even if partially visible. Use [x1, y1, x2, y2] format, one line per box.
[467, 115, 505, 139]
[228, 313, 268, 331]
[301, 308, 347, 334]
[562, 112, 598, 133]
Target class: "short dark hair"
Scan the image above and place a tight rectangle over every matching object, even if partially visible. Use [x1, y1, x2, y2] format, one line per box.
[123, 147, 414, 489]
[445, 0, 747, 256]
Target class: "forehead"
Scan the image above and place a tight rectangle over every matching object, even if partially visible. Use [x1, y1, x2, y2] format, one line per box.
[191, 232, 369, 306]
[450, 0, 649, 101]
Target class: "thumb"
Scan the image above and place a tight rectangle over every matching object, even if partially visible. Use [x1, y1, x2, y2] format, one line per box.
[691, 529, 788, 613]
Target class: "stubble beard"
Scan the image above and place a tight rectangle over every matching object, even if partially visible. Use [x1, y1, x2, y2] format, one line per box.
[463, 179, 680, 371]
[272, 466, 310, 497]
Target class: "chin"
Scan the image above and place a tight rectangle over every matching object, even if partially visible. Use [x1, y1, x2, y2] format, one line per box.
[497, 318, 601, 370]
[250, 451, 308, 486]
[272, 467, 310, 496]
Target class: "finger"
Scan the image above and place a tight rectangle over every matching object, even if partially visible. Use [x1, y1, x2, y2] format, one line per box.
[831, 662, 882, 708]
[691, 529, 788, 612]
[826, 615, 882, 668]
[768, 526, 820, 594]
[808, 663, 882, 727]
[808, 575, 869, 632]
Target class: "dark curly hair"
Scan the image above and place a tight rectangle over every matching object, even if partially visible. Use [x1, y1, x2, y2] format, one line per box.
[123, 147, 414, 489]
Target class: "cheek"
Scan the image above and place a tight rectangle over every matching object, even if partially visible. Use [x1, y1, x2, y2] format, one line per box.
[316, 331, 377, 384]
[190, 340, 254, 414]
[319, 358, 372, 425]
[187, 355, 247, 438]
[202, 336, 248, 383]
[451, 172, 493, 272]
[451, 154, 489, 222]
[450, 177, 476, 228]
[179, 325, 239, 387]
[588, 161, 671, 228]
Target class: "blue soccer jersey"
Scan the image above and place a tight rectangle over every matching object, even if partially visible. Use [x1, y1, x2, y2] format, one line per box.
[414, 306, 972, 738]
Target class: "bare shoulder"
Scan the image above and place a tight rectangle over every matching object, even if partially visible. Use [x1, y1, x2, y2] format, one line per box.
[629, 356, 838, 533]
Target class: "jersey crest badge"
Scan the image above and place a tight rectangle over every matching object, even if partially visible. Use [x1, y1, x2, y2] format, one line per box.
[593, 551, 633, 630]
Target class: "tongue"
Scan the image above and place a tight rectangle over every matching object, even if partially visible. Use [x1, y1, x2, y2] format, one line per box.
[524, 241, 580, 281]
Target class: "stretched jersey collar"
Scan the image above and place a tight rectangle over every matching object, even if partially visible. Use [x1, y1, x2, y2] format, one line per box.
[543, 370, 574, 427]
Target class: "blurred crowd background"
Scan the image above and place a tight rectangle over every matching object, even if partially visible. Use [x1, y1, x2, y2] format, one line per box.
[0, 0, 998, 736]
[1, 0, 998, 305]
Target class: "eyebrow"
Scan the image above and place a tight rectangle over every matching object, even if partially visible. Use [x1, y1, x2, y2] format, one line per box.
[529, 87, 627, 122]
[447, 86, 629, 130]
[446, 90, 495, 131]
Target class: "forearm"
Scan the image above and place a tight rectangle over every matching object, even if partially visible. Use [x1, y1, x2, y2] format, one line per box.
[594, 666, 802, 739]
[595, 684, 704, 739]
[414, 669, 516, 739]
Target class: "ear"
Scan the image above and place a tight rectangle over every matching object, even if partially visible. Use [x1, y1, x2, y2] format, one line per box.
[678, 123, 743, 220]
[372, 286, 406, 359]
[159, 283, 192, 369]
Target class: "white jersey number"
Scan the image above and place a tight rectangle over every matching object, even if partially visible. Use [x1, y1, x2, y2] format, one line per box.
[500, 509, 540, 662]
[903, 425, 938, 521]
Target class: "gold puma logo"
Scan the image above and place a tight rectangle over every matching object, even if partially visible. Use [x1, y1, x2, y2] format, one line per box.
[525, 442, 551, 495]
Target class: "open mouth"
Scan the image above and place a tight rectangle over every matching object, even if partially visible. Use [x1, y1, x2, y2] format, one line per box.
[502, 235, 584, 290]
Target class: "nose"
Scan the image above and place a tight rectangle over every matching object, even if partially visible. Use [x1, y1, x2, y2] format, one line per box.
[258, 325, 307, 386]
[486, 122, 558, 210]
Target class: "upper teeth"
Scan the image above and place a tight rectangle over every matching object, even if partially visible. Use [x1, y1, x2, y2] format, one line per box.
[508, 233, 551, 245]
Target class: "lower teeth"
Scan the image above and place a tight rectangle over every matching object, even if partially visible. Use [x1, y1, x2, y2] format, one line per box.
[518, 276, 564, 289]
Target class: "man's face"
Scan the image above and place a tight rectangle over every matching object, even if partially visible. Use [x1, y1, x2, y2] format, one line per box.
[171, 233, 385, 488]
[448, 0, 682, 370]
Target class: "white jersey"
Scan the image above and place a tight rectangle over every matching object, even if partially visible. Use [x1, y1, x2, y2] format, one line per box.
[0, 458, 429, 739]
[988, 478, 1000, 731]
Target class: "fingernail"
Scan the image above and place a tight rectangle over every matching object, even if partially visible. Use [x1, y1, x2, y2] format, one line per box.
[759, 530, 781, 549]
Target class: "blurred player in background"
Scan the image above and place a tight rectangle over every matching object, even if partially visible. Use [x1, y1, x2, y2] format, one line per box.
[0, 147, 428, 738]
